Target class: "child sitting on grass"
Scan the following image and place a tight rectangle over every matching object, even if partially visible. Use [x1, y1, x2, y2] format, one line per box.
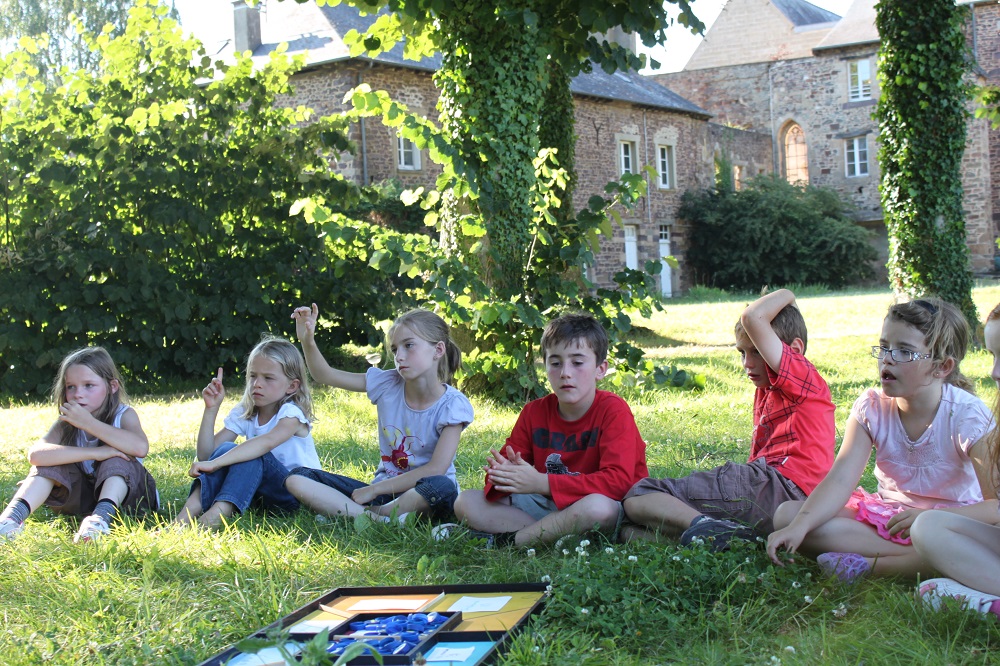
[767, 298, 996, 582]
[623, 289, 836, 550]
[435, 312, 648, 548]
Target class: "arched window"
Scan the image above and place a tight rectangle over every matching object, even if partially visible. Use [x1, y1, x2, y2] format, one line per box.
[782, 123, 809, 185]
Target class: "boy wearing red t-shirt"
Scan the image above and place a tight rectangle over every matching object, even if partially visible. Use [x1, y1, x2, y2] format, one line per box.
[436, 313, 648, 548]
[622, 289, 835, 550]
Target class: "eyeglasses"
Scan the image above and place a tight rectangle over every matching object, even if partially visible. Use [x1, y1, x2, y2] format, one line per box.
[870, 346, 932, 363]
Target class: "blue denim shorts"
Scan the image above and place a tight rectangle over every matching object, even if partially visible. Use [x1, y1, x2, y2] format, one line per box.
[287, 467, 459, 518]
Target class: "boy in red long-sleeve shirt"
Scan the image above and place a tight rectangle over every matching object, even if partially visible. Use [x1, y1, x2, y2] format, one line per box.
[435, 313, 648, 548]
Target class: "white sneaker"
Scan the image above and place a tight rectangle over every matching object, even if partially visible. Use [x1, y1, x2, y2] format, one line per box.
[919, 578, 1000, 618]
[431, 523, 461, 542]
[0, 518, 23, 541]
[74, 514, 111, 543]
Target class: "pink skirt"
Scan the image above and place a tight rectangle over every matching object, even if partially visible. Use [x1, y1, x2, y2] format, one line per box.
[846, 488, 911, 545]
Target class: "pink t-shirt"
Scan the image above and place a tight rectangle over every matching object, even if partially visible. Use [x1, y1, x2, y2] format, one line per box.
[851, 384, 993, 509]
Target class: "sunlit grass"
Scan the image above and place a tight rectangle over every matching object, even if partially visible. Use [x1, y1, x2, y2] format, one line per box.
[2, 284, 1000, 664]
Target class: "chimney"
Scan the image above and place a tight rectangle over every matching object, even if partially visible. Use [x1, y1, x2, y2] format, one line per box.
[233, 0, 261, 53]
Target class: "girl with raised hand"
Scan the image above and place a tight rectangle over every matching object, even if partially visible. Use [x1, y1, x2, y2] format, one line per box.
[0, 347, 158, 543]
[766, 298, 996, 582]
[174, 336, 319, 529]
[285, 304, 473, 527]
[909, 303, 1000, 617]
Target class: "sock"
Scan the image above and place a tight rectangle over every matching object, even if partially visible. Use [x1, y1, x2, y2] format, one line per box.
[0, 498, 31, 525]
[92, 498, 119, 525]
[492, 531, 517, 547]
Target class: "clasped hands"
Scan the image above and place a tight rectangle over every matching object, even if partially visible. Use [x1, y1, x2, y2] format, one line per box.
[485, 446, 546, 494]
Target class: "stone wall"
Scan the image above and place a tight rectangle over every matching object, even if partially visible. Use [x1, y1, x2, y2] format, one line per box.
[655, 2, 1000, 275]
[279, 61, 717, 293]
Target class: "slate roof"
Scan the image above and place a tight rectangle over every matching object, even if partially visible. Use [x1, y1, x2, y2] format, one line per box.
[245, 2, 709, 118]
[772, 0, 842, 26]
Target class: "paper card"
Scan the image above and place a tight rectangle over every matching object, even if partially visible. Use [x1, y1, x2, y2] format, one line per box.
[347, 597, 431, 612]
[287, 610, 346, 633]
[224, 644, 300, 666]
[425, 645, 476, 662]
[446, 596, 511, 613]
[428, 591, 544, 631]
[422, 641, 495, 665]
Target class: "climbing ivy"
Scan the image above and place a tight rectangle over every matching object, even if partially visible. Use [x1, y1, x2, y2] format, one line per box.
[327, 0, 703, 297]
[875, 0, 976, 327]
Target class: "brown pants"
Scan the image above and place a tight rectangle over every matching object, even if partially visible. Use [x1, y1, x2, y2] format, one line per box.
[28, 457, 159, 516]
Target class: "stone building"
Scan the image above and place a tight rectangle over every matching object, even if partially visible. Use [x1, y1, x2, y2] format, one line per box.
[224, 1, 776, 295]
[655, 0, 1000, 275]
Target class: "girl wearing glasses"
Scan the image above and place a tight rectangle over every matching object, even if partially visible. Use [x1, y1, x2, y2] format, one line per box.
[766, 298, 996, 582]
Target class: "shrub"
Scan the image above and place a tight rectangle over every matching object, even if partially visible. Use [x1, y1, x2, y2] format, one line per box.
[0, 3, 412, 396]
[681, 175, 877, 291]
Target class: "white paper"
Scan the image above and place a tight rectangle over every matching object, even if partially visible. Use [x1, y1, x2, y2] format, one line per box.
[445, 595, 511, 613]
[347, 597, 429, 612]
[425, 645, 477, 662]
[287, 619, 342, 633]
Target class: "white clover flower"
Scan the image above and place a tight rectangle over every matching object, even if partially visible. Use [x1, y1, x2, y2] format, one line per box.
[562, 549, 570, 555]
[605, 547, 614, 554]
[745, 557, 751, 563]
[769, 656, 781, 665]
[832, 604, 847, 618]
[580, 608, 589, 615]
[784, 646, 796, 654]
[541, 574, 551, 583]
[628, 555, 638, 563]
[736, 572, 747, 583]
[672, 555, 681, 561]
[792, 581, 801, 588]
[545, 584, 553, 593]
[579, 539, 591, 547]
[804, 596, 813, 603]
[526, 548, 536, 557]
[684, 558, 690, 563]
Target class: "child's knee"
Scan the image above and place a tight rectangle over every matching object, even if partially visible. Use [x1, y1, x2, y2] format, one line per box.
[772, 500, 802, 530]
[576, 494, 621, 530]
[453, 489, 480, 520]
[909, 509, 947, 545]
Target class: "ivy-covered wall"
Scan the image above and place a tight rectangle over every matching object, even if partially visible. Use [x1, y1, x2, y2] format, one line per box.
[277, 57, 717, 293]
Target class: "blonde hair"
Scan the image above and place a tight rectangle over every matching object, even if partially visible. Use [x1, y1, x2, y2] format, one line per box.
[387, 309, 462, 385]
[51, 347, 127, 447]
[238, 336, 314, 421]
[885, 298, 973, 393]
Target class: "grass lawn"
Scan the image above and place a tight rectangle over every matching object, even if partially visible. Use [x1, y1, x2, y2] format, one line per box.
[3, 285, 1000, 664]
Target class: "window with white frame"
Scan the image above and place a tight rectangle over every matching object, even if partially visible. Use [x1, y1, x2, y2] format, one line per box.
[656, 144, 675, 189]
[397, 137, 421, 170]
[624, 224, 639, 270]
[845, 136, 869, 177]
[619, 140, 637, 175]
[849, 59, 872, 102]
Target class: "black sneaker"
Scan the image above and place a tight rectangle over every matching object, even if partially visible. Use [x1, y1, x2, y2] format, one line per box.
[679, 515, 757, 552]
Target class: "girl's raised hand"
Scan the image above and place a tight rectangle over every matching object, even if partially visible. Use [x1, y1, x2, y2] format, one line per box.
[291, 303, 319, 344]
[203, 368, 225, 409]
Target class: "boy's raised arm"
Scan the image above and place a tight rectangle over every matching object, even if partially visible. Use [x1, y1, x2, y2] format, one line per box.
[741, 289, 796, 372]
